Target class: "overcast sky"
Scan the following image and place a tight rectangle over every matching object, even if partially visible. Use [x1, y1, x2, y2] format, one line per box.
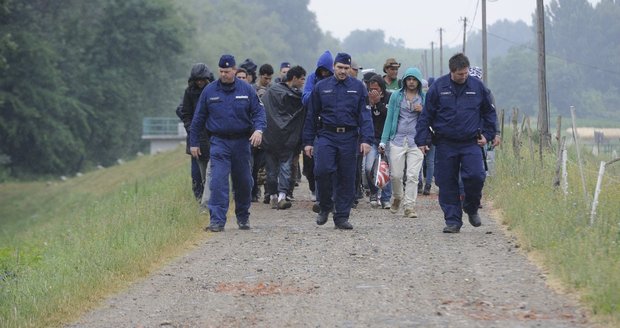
[307, 0, 601, 49]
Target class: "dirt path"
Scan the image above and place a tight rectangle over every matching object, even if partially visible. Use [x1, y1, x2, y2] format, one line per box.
[69, 180, 590, 327]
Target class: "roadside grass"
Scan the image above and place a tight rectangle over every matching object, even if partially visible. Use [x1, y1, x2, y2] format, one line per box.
[0, 147, 209, 327]
[486, 145, 620, 325]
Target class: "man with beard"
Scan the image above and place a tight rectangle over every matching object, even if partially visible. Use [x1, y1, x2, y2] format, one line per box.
[303, 53, 374, 230]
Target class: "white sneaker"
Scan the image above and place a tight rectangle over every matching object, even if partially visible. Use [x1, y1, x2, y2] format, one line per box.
[311, 191, 316, 202]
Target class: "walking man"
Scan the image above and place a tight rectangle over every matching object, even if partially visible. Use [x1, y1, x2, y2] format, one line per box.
[415, 53, 497, 233]
[190, 54, 266, 232]
[303, 53, 374, 230]
[262, 65, 307, 210]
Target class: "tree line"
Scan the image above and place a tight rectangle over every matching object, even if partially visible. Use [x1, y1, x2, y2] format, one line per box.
[1, 0, 618, 179]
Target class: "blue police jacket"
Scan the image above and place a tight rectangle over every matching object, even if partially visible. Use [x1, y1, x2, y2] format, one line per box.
[302, 75, 374, 146]
[190, 78, 266, 147]
[415, 73, 497, 145]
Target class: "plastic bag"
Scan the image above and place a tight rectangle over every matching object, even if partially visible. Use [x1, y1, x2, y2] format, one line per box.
[373, 154, 390, 189]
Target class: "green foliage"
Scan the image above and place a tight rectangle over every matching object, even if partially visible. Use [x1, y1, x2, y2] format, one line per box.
[0, 0, 189, 176]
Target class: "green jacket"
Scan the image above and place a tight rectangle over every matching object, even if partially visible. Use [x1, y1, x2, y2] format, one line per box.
[380, 67, 426, 145]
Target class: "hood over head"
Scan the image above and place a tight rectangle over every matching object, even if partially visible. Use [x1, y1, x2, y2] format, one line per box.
[315, 50, 334, 75]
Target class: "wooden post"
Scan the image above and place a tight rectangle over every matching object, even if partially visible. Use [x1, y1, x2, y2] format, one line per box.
[512, 108, 520, 160]
[570, 106, 589, 203]
[553, 136, 566, 188]
[526, 116, 535, 163]
[589, 161, 606, 226]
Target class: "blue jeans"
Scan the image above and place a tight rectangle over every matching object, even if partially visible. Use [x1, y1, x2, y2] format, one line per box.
[364, 143, 392, 202]
[265, 151, 293, 195]
[425, 144, 436, 187]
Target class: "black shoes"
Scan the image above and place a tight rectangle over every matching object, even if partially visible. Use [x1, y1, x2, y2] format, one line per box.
[316, 211, 329, 225]
[206, 224, 224, 232]
[468, 213, 482, 227]
[334, 221, 353, 230]
[442, 225, 461, 233]
[238, 222, 251, 230]
[423, 185, 431, 195]
[312, 203, 321, 213]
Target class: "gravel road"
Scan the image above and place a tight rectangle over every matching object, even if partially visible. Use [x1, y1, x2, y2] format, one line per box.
[69, 179, 591, 327]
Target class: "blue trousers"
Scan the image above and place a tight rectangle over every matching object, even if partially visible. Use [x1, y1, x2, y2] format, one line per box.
[208, 136, 252, 226]
[265, 151, 293, 195]
[314, 132, 357, 223]
[435, 141, 486, 227]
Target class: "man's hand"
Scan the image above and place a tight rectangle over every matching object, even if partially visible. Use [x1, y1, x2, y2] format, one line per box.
[190, 146, 201, 158]
[477, 134, 488, 147]
[418, 145, 429, 155]
[360, 143, 371, 156]
[492, 135, 501, 147]
[249, 131, 262, 147]
[378, 142, 386, 154]
[413, 103, 423, 112]
[368, 89, 381, 106]
[304, 145, 313, 158]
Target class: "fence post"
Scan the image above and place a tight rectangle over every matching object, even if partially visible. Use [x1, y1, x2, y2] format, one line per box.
[570, 106, 589, 204]
[589, 161, 606, 226]
[512, 108, 520, 161]
[561, 140, 569, 196]
[553, 136, 566, 189]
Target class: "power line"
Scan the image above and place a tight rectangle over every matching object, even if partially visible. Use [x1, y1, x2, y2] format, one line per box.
[471, 26, 620, 77]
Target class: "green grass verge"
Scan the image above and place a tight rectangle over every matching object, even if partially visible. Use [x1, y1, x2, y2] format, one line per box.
[0, 148, 207, 327]
[486, 145, 620, 325]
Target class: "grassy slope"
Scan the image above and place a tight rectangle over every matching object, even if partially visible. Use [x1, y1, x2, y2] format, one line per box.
[0, 147, 208, 327]
[486, 147, 620, 325]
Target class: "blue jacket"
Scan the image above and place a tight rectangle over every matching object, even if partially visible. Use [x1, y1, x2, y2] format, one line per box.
[381, 67, 426, 145]
[415, 73, 496, 145]
[302, 75, 374, 146]
[302, 50, 334, 106]
[189, 78, 266, 146]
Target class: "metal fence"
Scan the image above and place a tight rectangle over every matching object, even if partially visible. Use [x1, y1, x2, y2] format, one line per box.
[142, 117, 183, 136]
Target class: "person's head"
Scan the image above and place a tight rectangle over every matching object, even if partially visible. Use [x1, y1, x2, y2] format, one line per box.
[235, 67, 248, 82]
[189, 63, 213, 89]
[383, 58, 401, 81]
[258, 64, 274, 87]
[315, 50, 334, 79]
[362, 71, 378, 88]
[218, 54, 236, 84]
[279, 62, 291, 80]
[448, 53, 470, 84]
[240, 58, 257, 83]
[286, 65, 306, 90]
[367, 75, 387, 96]
[401, 67, 424, 93]
[349, 60, 362, 78]
[333, 53, 352, 81]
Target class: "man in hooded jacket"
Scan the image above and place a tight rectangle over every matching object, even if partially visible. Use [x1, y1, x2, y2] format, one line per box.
[262, 65, 307, 210]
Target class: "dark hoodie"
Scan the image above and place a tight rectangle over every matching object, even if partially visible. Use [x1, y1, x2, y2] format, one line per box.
[262, 82, 305, 159]
[302, 50, 333, 106]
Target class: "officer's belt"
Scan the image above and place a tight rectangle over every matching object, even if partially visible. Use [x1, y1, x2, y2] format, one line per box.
[321, 124, 357, 133]
[211, 131, 251, 139]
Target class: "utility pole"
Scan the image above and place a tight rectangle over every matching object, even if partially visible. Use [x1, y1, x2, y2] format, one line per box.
[482, 0, 488, 84]
[439, 28, 444, 75]
[536, 0, 551, 147]
[430, 41, 435, 77]
[461, 17, 468, 54]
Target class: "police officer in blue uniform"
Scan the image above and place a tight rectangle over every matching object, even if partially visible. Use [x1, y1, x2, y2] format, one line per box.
[303, 53, 374, 230]
[190, 54, 266, 232]
[415, 53, 497, 233]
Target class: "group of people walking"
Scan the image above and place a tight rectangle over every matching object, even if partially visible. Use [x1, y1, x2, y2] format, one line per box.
[177, 51, 498, 234]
